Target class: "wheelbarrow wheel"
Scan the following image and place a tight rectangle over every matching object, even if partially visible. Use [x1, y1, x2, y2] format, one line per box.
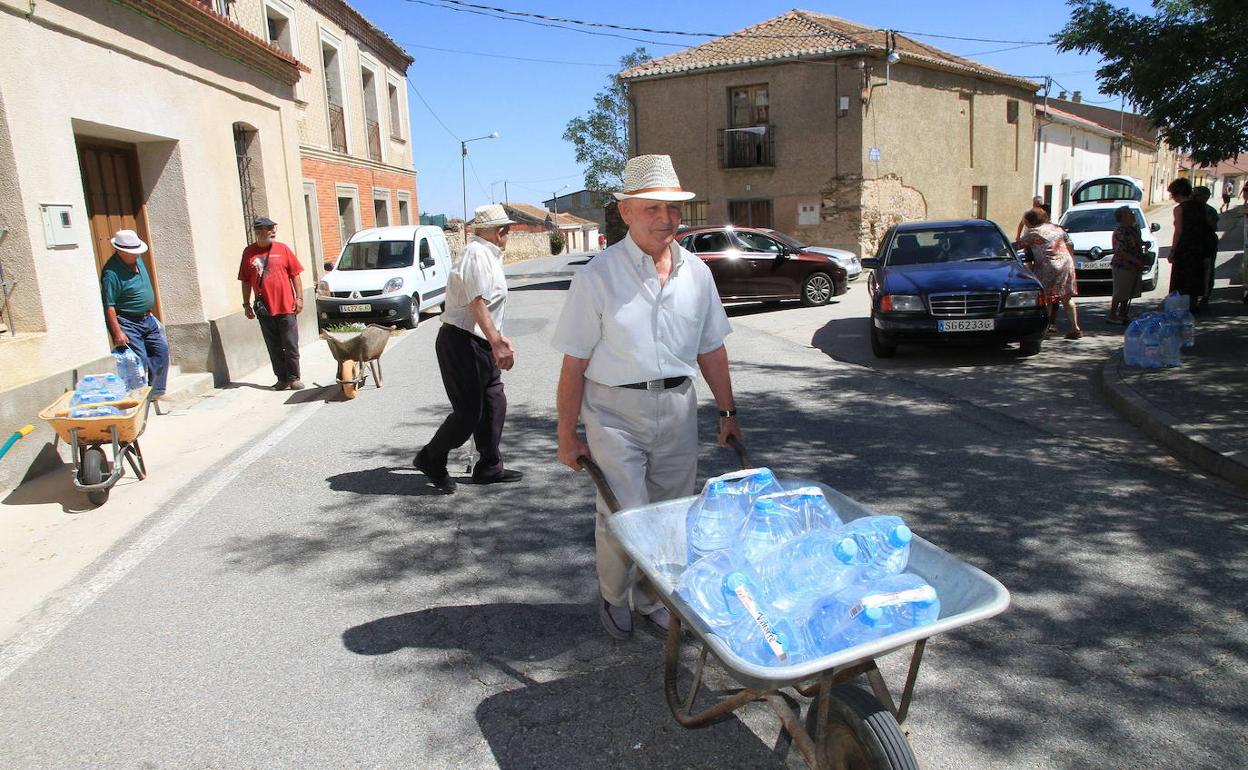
[806, 684, 918, 770]
[81, 447, 110, 506]
[339, 359, 359, 400]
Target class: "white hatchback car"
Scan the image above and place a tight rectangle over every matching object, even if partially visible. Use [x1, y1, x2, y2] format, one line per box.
[1059, 175, 1162, 292]
[315, 225, 452, 329]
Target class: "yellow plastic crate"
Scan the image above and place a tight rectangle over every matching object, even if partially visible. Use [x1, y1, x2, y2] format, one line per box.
[39, 387, 152, 444]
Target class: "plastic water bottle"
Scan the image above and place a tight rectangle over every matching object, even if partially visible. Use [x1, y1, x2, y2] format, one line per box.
[77, 372, 127, 396]
[837, 516, 913, 581]
[720, 572, 809, 665]
[676, 551, 757, 628]
[69, 405, 124, 418]
[802, 574, 940, 657]
[685, 469, 780, 562]
[1123, 318, 1144, 367]
[755, 486, 842, 532]
[1160, 313, 1182, 368]
[1141, 317, 1163, 369]
[1179, 309, 1196, 349]
[685, 479, 751, 563]
[735, 497, 806, 562]
[112, 348, 148, 389]
[751, 528, 862, 611]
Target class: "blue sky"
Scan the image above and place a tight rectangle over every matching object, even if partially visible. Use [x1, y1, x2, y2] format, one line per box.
[346, 0, 1157, 218]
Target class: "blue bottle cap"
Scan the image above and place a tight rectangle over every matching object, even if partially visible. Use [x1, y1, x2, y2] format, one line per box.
[833, 537, 859, 563]
[889, 525, 912, 547]
[860, 606, 884, 626]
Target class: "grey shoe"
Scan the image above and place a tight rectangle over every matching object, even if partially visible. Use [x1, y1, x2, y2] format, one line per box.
[272, 381, 290, 391]
[599, 599, 633, 640]
[287, 379, 306, 390]
[641, 606, 672, 638]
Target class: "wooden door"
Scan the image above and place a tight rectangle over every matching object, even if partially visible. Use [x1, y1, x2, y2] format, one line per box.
[77, 141, 162, 319]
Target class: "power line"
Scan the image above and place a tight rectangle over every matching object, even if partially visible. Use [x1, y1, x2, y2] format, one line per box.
[894, 29, 1050, 45]
[406, 80, 459, 141]
[466, 155, 491, 201]
[402, 0, 685, 47]
[401, 42, 615, 68]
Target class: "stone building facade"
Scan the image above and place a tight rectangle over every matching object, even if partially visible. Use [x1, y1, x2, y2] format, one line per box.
[622, 11, 1040, 257]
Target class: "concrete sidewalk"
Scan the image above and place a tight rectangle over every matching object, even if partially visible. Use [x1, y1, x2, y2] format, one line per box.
[1100, 223, 1248, 490]
[0, 327, 409, 644]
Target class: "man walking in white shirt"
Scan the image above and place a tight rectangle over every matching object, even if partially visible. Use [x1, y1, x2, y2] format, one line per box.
[552, 155, 742, 639]
[414, 204, 523, 494]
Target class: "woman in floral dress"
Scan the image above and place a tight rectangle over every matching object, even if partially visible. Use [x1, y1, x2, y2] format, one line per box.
[1018, 207, 1083, 340]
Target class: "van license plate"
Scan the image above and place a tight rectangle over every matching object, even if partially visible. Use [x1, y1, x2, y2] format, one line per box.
[938, 319, 994, 332]
[341, 304, 371, 313]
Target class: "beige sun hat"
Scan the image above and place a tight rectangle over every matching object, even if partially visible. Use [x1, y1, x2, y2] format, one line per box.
[471, 203, 516, 229]
[110, 229, 149, 255]
[613, 154, 696, 201]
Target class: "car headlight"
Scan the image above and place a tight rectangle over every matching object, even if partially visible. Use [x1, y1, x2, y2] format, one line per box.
[316, 280, 330, 297]
[879, 294, 923, 312]
[382, 277, 404, 294]
[1004, 290, 1041, 308]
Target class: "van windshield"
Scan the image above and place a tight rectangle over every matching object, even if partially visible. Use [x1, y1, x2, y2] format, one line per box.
[336, 241, 413, 270]
[1062, 208, 1146, 233]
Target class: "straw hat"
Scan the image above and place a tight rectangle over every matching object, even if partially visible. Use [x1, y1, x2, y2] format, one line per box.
[471, 203, 516, 229]
[613, 154, 696, 201]
[110, 229, 148, 255]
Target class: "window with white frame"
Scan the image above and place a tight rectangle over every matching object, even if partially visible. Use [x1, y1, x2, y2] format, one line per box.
[360, 62, 383, 163]
[321, 33, 348, 153]
[387, 78, 405, 141]
[336, 185, 360, 244]
[396, 192, 412, 225]
[264, 0, 296, 56]
[373, 188, 390, 227]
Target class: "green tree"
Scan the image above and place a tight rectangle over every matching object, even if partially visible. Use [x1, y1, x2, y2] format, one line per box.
[562, 48, 650, 192]
[1056, 0, 1247, 164]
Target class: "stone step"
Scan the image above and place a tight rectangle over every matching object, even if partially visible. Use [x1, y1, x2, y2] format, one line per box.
[154, 369, 215, 414]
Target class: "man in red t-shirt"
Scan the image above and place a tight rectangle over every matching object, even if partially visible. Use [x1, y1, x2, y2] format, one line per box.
[238, 216, 305, 390]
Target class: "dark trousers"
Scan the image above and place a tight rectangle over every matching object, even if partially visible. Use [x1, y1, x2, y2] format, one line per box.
[117, 313, 170, 396]
[421, 324, 507, 478]
[258, 312, 300, 382]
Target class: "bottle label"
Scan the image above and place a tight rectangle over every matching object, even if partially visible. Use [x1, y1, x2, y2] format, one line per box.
[851, 585, 937, 617]
[727, 574, 787, 661]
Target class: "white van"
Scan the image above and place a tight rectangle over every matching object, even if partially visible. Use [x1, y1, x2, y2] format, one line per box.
[315, 225, 452, 329]
[1059, 175, 1163, 292]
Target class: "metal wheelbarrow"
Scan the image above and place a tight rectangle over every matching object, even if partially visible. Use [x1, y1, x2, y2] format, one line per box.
[323, 324, 392, 399]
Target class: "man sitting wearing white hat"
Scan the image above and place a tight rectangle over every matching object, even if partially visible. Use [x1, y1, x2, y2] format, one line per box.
[553, 155, 742, 638]
[100, 229, 169, 399]
[414, 204, 524, 494]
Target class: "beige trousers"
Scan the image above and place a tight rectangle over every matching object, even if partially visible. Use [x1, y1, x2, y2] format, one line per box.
[582, 378, 699, 614]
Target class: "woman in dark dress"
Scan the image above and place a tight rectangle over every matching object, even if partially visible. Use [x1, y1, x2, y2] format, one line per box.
[1167, 178, 1213, 307]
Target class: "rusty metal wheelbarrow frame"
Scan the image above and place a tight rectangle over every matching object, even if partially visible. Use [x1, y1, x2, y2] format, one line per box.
[324, 325, 392, 398]
[578, 439, 1011, 769]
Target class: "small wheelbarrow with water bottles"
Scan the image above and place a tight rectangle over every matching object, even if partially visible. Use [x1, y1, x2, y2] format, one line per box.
[578, 439, 1010, 769]
[38, 387, 152, 506]
[323, 324, 392, 399]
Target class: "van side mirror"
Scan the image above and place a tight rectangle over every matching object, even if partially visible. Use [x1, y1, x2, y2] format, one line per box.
[322, 261, 334, 272]
[1150, 222, 1161, 233]
[420, 256, 436, 268]
[861, 257, 880, 269]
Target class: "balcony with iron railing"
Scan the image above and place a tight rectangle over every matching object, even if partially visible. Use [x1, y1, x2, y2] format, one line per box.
[365, 119, 382, 162]
[718, 125, 775, 169]
[328, 103, 347, 153]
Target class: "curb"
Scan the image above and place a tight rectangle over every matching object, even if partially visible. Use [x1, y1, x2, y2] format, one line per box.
[1099, 351, 1248, 490]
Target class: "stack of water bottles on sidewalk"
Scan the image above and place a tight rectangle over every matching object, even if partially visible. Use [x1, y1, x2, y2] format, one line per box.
[1123, 292, 1195, 369]
[65, 348, 148, 419]
[675, 468, 939, 667]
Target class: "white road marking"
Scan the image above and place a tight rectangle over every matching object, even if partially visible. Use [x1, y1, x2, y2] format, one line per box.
[0, 400, 325, 683]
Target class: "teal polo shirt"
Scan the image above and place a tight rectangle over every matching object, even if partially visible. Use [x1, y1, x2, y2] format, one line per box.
[100, 254, 155, 316]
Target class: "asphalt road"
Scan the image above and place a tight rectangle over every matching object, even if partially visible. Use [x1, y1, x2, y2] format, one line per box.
[1, 233, 1245, 768]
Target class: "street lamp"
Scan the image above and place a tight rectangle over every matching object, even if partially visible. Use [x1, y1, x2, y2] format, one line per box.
[461, 131, 498, 226]
[551, 184, 569, 217]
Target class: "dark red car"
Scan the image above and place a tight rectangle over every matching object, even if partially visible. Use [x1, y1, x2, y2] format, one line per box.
[678, 226, 848, 306]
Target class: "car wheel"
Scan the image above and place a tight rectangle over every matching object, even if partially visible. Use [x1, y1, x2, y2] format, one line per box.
[1143, 276, 1157, 292]
[400, 294, 420, 329]
[870, 323, 897, 358]
[801, 271, 835, 306]
[1019, 334, 1043, 356]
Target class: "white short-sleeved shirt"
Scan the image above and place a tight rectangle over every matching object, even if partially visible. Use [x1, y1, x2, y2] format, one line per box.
[441, 236, 507, 339]
[552, 233, 732, 386]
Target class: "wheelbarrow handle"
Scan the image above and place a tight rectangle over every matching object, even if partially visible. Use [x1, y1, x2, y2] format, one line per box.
[576, 436, 751, 516]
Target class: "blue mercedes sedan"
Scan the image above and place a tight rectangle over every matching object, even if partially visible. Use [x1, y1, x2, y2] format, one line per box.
[863, 220, 1049, 358]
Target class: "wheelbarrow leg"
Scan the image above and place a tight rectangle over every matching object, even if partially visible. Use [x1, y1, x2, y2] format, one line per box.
[368, 358, 382, 388]
[125, 439, 147, 481]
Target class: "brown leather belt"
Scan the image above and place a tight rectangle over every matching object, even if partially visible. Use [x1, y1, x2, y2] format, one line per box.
[618, 376, 688, 390]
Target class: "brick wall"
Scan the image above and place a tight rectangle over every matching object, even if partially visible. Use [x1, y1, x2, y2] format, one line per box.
[301, 155, 418, 263]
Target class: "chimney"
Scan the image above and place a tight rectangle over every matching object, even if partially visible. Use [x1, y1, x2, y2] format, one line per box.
[1057, 90, 1067, 100]
[1072, 91, 1082, 103]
